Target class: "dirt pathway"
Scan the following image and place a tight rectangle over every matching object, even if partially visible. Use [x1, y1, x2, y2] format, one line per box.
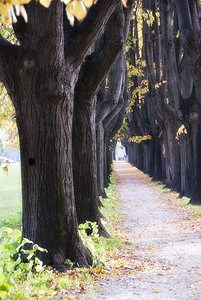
[84, 161, 201, 300]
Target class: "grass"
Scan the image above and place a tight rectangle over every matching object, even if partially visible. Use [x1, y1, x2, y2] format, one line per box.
[1, 171, 126, 299]
[0, 163, 22, 228]
[152, 181, 201, 218]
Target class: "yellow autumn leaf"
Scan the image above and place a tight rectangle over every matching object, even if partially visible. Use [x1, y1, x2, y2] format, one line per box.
[12, 0, 30, 5]
[2, 166, 8, 175]
[65, 7, 75, 26]
[67, 0, 87, 21]
[82, 0, 93, 8]
[0, 3, 9, 18]
[0, 0, 96, 24]
[39, 0, 52, 8]
[19, 5, 28, 22]
[121, 0, 127, 7]
[61, 0, 71, 4]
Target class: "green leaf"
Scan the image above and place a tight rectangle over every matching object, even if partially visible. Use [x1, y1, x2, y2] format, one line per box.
[33, 244, 48, 252]
[0, 274, 5, 285]
[0, 284, 9, 292]
[64, 259, 74, 267]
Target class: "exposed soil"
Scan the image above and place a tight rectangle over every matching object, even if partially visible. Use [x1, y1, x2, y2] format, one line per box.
[84, 161, 201, 300]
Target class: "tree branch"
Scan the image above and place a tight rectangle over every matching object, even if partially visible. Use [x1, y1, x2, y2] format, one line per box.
[104, 89, 128, 142]
[74, 4, 128, 105]
[96, 51, 125, 125]
[65, 0, 121, 67]
[175, 0, 193, 31]
[0, 35, 18, 84]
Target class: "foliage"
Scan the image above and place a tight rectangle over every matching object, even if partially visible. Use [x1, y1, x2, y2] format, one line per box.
[0, 24, 19, 162]
[0, 170, 126, 299]
[113, 120, 129, 141]
[78, 173, 123, 266]
[100, 173, 124, 232]
[0, 0, 129, 26]
[142, 9, 155, 26]
[114, 5, 150, 144]
[0, 84, 19, 152]
[79, 222, 99, 254]
[0, 0, 95, 25]
[176, 124, 188, 140]
[0, 227, 47, 299]
[128, 134, 152, 144]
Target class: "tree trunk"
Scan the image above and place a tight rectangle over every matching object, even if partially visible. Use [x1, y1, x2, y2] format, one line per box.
[0, 0, 131, 270]
[152, 140, 162, 181]
[190, 120, 201, 204]
[96, 123, 108, 198]
[15, 79, 92, 269]
[163, 121, 181, 191]
[72, 95, 109, 236]
[145, 140, 155, 176]
[179, 134, 193, 197]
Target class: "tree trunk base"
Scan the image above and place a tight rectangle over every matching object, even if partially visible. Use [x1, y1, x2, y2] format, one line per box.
[189, 197, 201, 205]
[101, 190, 108, 199]
[98, 222, 111, 238]
[98, 198, 104, 207]
[99, 211, 106, 219]
[52, 244, 93, 272]
[72, 244, 93, 268]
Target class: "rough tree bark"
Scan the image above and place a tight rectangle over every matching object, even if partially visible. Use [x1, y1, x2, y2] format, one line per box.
[72, 3, 133, 235]
[142, 0, 181, 191]
[175, 0, 201, 202]
[96, 50, 127, 195]
[1, 0, 122, 269]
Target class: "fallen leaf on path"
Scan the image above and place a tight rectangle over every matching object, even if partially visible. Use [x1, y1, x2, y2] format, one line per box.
[153, 289, 160, 293]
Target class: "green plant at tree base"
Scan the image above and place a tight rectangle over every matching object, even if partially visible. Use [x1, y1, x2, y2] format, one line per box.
[0, 172, 126, 299]
[78, 221, 106, 267]
[0, 227, 47, 299]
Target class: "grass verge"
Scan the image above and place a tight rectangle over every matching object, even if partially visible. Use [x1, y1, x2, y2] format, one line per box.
[152, 181, 201, 218]
[1, 172, 126, 300]
[0, 163, 22, 228]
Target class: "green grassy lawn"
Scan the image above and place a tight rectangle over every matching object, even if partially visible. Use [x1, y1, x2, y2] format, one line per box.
[0, 163, 22, 228]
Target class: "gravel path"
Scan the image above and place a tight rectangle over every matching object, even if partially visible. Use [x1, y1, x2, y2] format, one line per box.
[85, 161, 201, 300]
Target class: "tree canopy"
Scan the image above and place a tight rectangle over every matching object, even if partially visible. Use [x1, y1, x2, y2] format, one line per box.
[0, 0, 128, 25]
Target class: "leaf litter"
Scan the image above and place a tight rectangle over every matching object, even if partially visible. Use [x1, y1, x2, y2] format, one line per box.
[83, 161, 201, 300]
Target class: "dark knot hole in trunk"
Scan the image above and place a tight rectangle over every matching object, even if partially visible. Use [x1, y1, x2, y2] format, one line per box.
[29, 158, 36, 166]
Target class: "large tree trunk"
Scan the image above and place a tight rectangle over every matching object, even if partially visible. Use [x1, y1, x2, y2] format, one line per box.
[8, 1, 94, 269]
[15, 74, 92, 269]
[0, 0, 128, 270]
[8, 0, 121, 269]
[73, 96, 98, 224]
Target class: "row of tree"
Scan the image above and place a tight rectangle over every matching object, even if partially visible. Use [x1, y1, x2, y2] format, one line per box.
[121, 0, 201, 204]
[0, 0, 135, 270]
[2, 0, 200, 271]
